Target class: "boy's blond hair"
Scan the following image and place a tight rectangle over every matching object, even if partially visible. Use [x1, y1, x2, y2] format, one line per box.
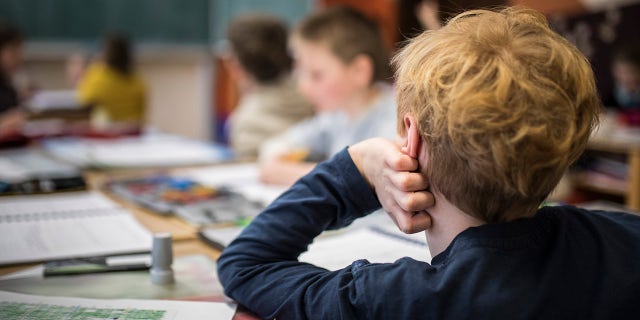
[292, 6, 390, 83]
[394, 7, 601, 222]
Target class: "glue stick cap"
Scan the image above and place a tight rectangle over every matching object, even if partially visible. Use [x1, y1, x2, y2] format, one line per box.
[150, 232, 174, 285]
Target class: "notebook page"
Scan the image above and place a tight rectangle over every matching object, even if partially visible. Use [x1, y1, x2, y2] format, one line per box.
[0, 192, 151, 265]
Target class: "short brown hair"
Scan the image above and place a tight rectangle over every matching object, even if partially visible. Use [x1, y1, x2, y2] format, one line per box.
[227, 14, 291, 84]
[394, 7, 601, 222]
[293, 6, 390, 83]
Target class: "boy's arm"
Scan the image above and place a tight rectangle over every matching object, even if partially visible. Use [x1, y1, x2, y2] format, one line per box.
[218, 148, 380, 319]
[218, 140, 434, 319]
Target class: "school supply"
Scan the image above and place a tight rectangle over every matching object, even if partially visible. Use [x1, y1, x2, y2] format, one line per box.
[0, 290, 236, 320]
[0, 192, 151, 266]
[198, 227, 245, 251]
[108, 175, 263, 226]
[0, 148, 86, 195]
[180, 163, 287, 207]
[43, 254, 151, 277]
[41, 133, 233, 169]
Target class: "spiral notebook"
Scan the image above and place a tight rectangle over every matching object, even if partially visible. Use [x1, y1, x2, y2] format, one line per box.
[0, 192, 151, 266]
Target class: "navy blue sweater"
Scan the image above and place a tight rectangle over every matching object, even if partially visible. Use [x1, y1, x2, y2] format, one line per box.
[217, 149, 640, 319]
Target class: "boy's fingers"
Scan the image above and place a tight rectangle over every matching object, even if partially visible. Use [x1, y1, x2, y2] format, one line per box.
[387, 186, 435, 213]
[387, 170, 429, 192]
[385, 152, 418, 172]
[387, 209, 432, 234]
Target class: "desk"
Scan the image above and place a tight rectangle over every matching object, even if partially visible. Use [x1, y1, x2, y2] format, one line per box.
[0, 160, 264, 320]
[0, 167, 223, 286]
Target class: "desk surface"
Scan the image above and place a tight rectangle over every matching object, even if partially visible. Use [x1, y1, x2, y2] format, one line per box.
[0, 162, 258, 319]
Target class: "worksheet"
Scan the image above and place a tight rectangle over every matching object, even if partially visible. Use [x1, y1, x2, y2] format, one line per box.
[0, 290, 236, 320]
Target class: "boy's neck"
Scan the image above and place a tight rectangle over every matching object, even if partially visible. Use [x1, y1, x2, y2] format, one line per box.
[424, 193, 486, 258]
[343, 85, 380, 119]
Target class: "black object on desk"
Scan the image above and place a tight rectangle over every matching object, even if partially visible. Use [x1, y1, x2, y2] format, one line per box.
[0, 148, 86, 196]
[43, 255, 151, 277]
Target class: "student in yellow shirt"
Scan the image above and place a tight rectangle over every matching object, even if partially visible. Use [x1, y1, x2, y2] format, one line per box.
[77, 33, 146, 131]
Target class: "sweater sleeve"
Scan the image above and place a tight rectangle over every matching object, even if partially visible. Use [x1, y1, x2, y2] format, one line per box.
[217, 148, 382, 319]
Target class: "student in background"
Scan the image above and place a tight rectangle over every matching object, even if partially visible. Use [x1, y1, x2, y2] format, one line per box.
[259, 6, 397, 186]
[77, 33, 146, 132]
[609, 45, 640, 108]
[0, 22, 27, 139]
[602, 44, 640, 126]
[218, 8, 640, 318]
[224, 14, 314, 159]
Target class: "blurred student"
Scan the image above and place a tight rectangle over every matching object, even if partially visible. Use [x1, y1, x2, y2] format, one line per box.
[225, 14, 314, 159]
[605, 45, 640, 108]
[259, 6, 397, 186]
[77, 33, 146, 132]
[218, 8, 640, 319]
[602, 44, 640, 126]
[0, 22, 27, 139]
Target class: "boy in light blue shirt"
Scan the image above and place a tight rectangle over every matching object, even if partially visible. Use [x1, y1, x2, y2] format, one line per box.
[259, 7, 396, 186]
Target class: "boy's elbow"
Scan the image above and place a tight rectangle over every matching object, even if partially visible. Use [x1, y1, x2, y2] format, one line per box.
[216, 248, 236, 289]
[217, 245, 255, 291]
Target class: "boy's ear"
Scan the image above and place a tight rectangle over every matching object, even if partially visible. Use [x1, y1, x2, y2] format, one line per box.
[350, 54, 374, 87]
[403, 113, 421, 159]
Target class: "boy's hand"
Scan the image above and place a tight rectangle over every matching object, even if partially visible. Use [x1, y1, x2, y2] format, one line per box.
[348, 138, 434, 234]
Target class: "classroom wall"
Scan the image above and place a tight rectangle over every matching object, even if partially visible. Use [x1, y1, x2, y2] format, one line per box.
[22, 43, 213, 140]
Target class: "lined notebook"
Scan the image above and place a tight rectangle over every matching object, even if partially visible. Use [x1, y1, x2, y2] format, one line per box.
[0, 192, 151, 266]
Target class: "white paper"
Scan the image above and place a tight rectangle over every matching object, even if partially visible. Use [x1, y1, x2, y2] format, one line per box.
[199, 227, 245, 248]
[181, 163, 287, 206]
[0, 290, 236, 320]
[300, 227, 431, 271]
[27, 90, 79, 112]
[43, 134, 230, 168]
[0, 192, 151, 265]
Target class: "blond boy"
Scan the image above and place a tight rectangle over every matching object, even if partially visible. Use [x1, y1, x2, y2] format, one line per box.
[219, 8, 640, 319]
